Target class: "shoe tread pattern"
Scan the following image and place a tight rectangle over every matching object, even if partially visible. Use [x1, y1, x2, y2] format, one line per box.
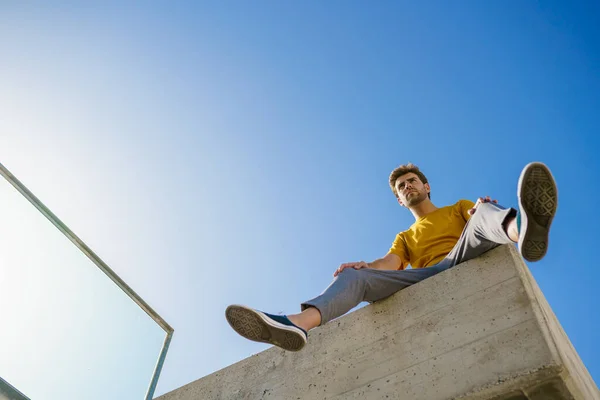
[521, 164, 557, 261]
[226, 305, 305, 351]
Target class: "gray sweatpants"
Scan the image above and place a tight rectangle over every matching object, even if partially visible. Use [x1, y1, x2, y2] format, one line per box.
[301, 202, 516, 325]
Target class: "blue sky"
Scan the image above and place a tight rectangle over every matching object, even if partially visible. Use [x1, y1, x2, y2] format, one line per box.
[1, 1, 599, 398]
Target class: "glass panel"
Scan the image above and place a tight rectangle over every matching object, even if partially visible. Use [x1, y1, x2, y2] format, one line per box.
[0, 167, 169, 400]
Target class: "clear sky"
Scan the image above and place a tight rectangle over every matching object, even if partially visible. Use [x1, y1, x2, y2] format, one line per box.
[1, 1, 599, 398]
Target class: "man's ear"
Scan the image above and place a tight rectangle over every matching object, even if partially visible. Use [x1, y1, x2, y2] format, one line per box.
[424, 183, 431, 194]
[397, 197, 405, 207]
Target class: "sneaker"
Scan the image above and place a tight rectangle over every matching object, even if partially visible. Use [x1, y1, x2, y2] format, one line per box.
[517, 162, 558, 262]
[225, 304, 307, 351]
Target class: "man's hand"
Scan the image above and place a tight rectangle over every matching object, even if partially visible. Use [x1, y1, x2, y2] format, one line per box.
[334, 261, 369, 277]
[468, 196, 498, 215]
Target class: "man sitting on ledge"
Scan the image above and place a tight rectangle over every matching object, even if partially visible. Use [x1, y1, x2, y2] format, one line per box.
[226, 162, 558, 352]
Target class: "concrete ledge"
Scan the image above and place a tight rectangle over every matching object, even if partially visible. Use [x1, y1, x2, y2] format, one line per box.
[157, 245, 599, 400]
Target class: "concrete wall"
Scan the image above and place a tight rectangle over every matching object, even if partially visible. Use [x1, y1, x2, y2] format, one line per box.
[157, 245, 599, 400]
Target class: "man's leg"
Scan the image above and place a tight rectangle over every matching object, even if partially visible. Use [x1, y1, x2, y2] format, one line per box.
[297, 265, 444, 326]
[439, 202, 516, 269]
[225, 266, 441, 351]
[439, 161, 558, 268]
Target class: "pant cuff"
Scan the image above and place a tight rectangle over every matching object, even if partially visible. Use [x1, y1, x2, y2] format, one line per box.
[300, 302, 326, 326]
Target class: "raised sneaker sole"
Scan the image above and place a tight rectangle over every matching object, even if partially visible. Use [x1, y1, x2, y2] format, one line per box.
[517, 162, 558, 262]
[225, 304, 307, 352]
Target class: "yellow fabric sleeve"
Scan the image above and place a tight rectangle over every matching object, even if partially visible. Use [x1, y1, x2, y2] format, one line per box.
[388, 233, 409, 270]
[459, 199, 475, 222]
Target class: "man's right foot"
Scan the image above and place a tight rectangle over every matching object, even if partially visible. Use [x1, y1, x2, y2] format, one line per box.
[517, 162, 558, 262]
[225, 304, 307, 352]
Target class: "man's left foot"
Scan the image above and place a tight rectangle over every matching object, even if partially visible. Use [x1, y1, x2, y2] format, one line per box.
[517, 162, 558, 262]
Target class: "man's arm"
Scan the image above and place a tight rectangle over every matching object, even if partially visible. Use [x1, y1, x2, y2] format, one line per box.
[333, 253, 403, 277]
[368, 253, 402, 270]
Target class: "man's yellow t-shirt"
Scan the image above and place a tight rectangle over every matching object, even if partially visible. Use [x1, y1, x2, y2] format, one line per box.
[388, 199, 475, 270]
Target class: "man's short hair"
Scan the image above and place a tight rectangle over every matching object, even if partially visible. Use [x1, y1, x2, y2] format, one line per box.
[388, 163, 431, 199]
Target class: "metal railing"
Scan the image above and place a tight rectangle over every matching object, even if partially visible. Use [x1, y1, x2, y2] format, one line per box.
[0, 375, 31, 400]
[0, 162, 173, 400]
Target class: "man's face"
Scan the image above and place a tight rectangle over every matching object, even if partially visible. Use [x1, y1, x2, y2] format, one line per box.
[395, 173, 430, 207]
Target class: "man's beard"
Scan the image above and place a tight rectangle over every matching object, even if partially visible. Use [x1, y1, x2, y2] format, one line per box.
[404, 190, 428, 207]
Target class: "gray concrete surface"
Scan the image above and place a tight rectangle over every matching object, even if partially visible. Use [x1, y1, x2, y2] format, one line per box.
[157, 245, 599, 400]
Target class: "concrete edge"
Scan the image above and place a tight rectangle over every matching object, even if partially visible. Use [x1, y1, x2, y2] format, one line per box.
[454, 364, 563, 400]
[506, 245, 600, 400]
